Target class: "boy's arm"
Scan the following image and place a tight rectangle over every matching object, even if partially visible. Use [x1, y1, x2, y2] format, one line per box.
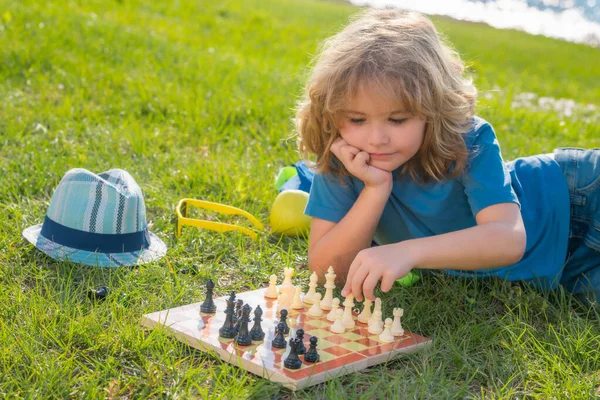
[342, 202, 527, 300]
[411, 202, 526, 270]
[308, 184, 390, 285]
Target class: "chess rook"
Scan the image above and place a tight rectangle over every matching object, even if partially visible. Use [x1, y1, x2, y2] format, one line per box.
[284, 337, 303, 370]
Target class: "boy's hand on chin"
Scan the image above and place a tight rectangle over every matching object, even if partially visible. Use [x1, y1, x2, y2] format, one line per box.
[341, 243, 415, 302]
[330, 138, 392, 191]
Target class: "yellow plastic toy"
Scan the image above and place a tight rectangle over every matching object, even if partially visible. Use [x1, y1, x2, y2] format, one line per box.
[176, 198, 264, 240]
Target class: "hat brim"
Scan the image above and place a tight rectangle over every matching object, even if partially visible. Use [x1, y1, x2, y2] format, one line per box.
[23, 224, 167, 267]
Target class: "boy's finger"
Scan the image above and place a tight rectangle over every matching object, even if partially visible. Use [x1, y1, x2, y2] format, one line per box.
[351, 263, 369, 302]
[362, 272, 381, 301]
[329, 138, 346, 158]
[341, 256, 361, 297]
[355, 151, 370, 165]
[342, 145, 360, 156]
[380, 273, 396, 293]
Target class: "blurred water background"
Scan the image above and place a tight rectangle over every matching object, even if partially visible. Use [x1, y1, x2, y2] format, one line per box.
[349, 0, 600, 47]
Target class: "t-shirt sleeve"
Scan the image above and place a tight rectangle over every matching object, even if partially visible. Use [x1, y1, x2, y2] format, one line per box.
[304, 173, 358, 223]
[459, 122, 520, 217]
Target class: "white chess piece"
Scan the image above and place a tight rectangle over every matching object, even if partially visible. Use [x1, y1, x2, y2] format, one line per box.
[320, 266, 336, 311]
[379, 318, 394, 342]
[327, 298, 341, 322]
[368, 297, 382, 326]
[342, 294, 355, 329]
[357, 298, 372, 324]
[368, 309, 384, 335]
[330, 309, 346, 334]
[282, 267, 294, 288]
[278, 284, 294, 310]
[303, 272, 318, 305]
[307, 293, 323, 317]
[391, 308, 404, 336]
[264, 274, 278, 299]
[291, 286, 304, 310]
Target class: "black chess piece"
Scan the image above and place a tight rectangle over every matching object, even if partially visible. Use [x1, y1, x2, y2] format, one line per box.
[88, 286, 109, 301]
[279, 309, 290, 335]
[219, 291, 236, 339]
[295, 329, 307, 354]
[179, 264, 199, 275]
[284, 337, 303, 370]
[233, 299, 243, 324]
[304, 336, 319, 363]
[234, 304, 253, 346]
[200, 279, 217, 314]
[249, 305, 265, 341]
[271, 322, 287, 349]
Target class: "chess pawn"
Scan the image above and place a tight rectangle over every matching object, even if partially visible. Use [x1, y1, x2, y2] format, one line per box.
[200, 279, 217, 314]
[368, 297, 382, 327]
[326, 298, 341, 322]
[330, 308, 346, 334]
[320, 266, 336, 311]
[249, 305, 265, 341]
[379, 318, 394, 343]
[391, 308, 404, 337]
[279, 309, 290, 335]
[307, 293, 323, 317]
[295, 329, 307, 354]
[291, 286, 304, 310]
[271, 322, 287, 349]
[264, 274, 279, 299]
[357, 298, 372, 324]
[342, 294, 355, 329]
[303, 272, 318, 305]
[368, 309, 384, 335]
[304, 336, 319, 363]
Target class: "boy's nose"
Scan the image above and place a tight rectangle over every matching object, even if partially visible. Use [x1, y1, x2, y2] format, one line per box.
[368, 125, 390, 146]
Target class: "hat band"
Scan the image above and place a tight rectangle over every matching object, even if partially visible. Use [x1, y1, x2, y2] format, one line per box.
[40, 216, 151, 253]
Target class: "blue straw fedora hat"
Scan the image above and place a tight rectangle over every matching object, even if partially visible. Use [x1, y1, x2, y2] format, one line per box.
[23, 168, 167, 267]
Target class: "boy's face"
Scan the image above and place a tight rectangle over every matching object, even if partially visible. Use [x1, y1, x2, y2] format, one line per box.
[337, 84, 426, 172]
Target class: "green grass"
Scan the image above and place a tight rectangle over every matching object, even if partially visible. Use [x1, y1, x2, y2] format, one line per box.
[1, 0, 600, 398]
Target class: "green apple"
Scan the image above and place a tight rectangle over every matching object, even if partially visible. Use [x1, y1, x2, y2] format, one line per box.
[270, 190, 312, 236]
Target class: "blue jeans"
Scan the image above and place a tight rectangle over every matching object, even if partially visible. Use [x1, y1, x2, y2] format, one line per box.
[554, 148, 600, 303]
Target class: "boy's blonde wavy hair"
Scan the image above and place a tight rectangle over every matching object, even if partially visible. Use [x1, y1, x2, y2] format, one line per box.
[296, 9, 477, 182]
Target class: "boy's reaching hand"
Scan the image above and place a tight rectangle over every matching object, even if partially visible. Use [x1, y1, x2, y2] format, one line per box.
[330, 138, 392, 190]
[341, 243, 415, 301]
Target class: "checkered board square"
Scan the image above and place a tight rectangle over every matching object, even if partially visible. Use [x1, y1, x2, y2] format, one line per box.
[141, 288, 432, 391]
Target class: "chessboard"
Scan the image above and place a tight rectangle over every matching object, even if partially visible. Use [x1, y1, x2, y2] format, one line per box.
[141, 287, 432, 391]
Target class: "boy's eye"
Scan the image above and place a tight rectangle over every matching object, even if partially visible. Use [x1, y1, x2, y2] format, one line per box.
[389, 118, 407, 124]
[350, 118, 365, 124]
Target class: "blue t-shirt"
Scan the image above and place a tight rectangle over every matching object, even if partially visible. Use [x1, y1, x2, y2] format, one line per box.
[305, 116, 570, 290]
